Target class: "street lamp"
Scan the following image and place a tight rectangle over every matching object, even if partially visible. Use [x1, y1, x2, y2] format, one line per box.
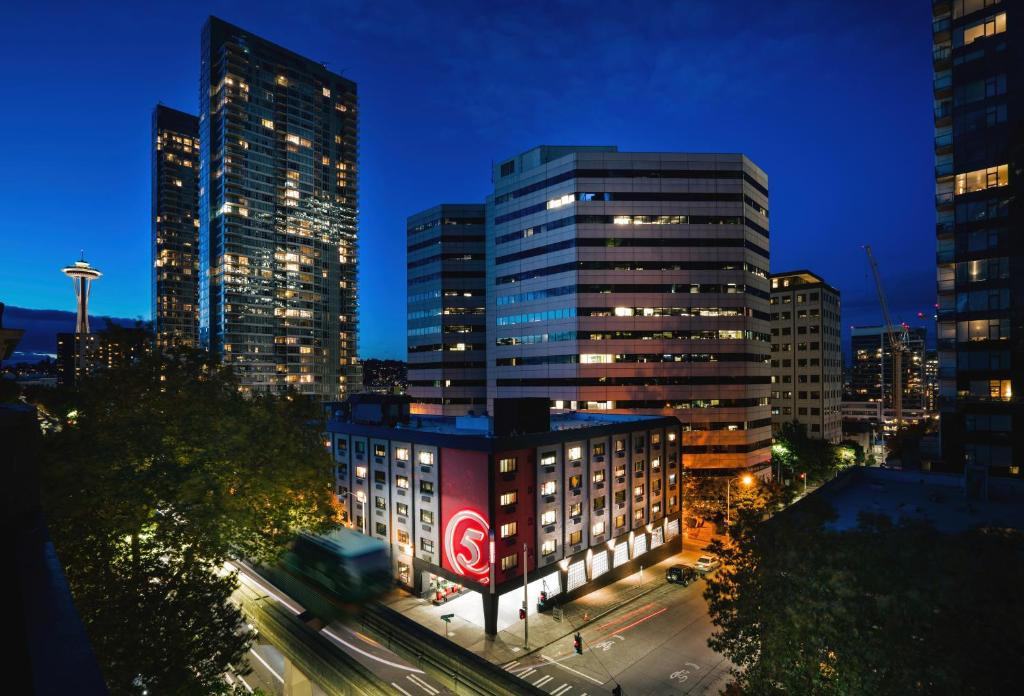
[726, 474, 755, 527]
[348, 490, 367, 535]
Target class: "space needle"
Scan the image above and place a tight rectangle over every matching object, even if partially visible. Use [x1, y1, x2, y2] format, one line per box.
[62, 253, 102, 334]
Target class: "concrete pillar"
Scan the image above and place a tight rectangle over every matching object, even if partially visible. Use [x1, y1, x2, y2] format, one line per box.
[482, 591, 499, 636]
[283, 655, 313, 696]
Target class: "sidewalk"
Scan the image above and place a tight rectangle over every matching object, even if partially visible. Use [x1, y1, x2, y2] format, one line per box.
[379, 530, 723, 666]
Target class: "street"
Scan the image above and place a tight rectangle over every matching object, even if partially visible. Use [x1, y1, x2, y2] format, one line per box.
[498, 546, 732, 696]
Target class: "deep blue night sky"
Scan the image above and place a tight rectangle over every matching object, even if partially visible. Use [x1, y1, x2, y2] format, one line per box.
[0, 0, 935, 360]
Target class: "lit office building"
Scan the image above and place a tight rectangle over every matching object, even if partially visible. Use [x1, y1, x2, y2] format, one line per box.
[199, 17, 360, 398]
[769, 271, 843, 441]
[933, 0, 1022, 476]
[152, 105, 200, 349]
[850, 325, 928, 427]
[328, 395, 683, 635]
[406, 204, 487, 415]
[486, 146, 772, 473]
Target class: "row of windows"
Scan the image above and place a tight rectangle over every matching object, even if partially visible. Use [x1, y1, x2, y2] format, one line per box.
[495, 351, 770, 367]
[494, 235, 768, 265]
[496, 282, 768, 304]
[495, 213, 769, 246]
[496, 329, 770, 345]
[406, 233, 484, 252]
[496, 375, 771, 387]
[494, 191, 751, 224]
[495, 259, 767, 285]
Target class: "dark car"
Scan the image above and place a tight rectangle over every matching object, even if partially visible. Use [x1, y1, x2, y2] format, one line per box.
[666, 564, 698, 586]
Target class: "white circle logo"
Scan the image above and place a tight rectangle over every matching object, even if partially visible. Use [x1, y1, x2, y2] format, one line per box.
[444, 509, 490, 583]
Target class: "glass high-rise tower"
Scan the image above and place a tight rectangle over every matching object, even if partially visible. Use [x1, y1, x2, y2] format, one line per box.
[152, 105, 200, 349]
[199, 17, 360, 398]
[933, 0, 1022, 477]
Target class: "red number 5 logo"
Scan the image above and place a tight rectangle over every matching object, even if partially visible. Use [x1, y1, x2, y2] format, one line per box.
[444, 510, 490, 583]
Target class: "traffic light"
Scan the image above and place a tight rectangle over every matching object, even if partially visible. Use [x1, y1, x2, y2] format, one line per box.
[519, 607, 526, 620]
[573, 632, 582, 655]
[537, 590, 548, 612]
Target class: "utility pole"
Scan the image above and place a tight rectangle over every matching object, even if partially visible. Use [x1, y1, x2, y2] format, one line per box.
[523, 543, 529, 649]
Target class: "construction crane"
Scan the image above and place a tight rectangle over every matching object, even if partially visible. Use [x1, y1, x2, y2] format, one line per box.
[864, 245, 909, 429]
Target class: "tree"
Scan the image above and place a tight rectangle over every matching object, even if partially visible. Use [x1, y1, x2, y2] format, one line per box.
[39, 348, 340, 694]
[704, 500, 1024, 695]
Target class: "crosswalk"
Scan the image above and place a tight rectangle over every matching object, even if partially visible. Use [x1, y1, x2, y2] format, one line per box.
[501, 660, 589, 696]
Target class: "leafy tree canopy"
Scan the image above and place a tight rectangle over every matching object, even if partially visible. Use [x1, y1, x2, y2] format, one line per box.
[38, 348, 340, 694]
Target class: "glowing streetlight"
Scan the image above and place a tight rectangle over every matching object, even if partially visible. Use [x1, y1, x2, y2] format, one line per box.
[726, 473, 755, 527]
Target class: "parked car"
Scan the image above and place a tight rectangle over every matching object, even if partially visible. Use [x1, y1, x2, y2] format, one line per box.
[694, 555, 721, 574]
[665, 564, 698, 586]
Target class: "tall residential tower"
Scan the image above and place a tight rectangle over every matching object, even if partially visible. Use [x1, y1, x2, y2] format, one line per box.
[406, 204, 487, 415]
[199, 17, 360, 398]
[486, 146, 772, 473]
[769, 270, 843, 442]
[933, 0, 1022, 476]
[152, 105, 200, 348]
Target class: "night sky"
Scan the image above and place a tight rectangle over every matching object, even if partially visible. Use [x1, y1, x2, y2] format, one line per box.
[0, 0, 935, 360]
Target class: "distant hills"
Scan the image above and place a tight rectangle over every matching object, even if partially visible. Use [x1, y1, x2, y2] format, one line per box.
[1, 306, 144, 363]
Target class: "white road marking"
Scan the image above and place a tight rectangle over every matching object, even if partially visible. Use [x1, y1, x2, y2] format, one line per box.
[391, 682, 414, 696]
[237, 675, 254, 693]
[502, 660, 519, 669]
[516, 667, 538, 678]
[407, 673, 440, 695]
[534, 674, 554, 687]
[322, 627, 427, 673]
[540, 654, 604, 685]
[249, 649, 284, 684]
[551, 685, 573, 696]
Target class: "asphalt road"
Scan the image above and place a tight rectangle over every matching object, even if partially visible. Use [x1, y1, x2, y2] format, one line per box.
[231, 562, 453, 696]
[500, 576, 730, 696]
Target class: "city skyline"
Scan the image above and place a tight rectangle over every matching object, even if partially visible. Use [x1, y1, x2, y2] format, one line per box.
[1, 1, 933, 360]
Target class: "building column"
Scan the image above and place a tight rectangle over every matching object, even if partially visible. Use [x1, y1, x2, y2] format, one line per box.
[482, 591, 499, 636]
[283, 655, 312, 696]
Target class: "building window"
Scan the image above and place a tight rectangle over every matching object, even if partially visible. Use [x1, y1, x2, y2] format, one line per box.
[592, 443, 606, 456]
[418, 450, 434, 466]
[634, 484, 645, 498]
[501, 522, 518, 538]
[955, 164, 1008, 195]
[651, 432, 661, 445]
[396, 475, 409, 489]
[651, 502, 662, 516]
[569, 474, 582, 489]
[395, 447, 409, 461]
[396, 502, 409, 517]
[541, 540, 556, 556]
[501, 553, 518, 570]
[615, 514, 626, 529]
[355, 441, 365, 454]
[499, 457, 517, 473]
[634, 437, 645, 453]
[569, 530, 582, 546]
[355, 466, 367, 479]
[614, 439, 626, 455]
[500, 491, 517, 506]
[540, 451, 556, 466]
[569, 502, 581, 517]
[615, 490, 626, 505]
[375, 496, 386, 510]
[420, 510, 434, 525]
[593, 470, 606, 484]
[374, 470, 386, 484]
[375, 522, 387, 536]
[592, 521, 606, 536]
[540, 510, 556, 526]
[634, 509, 644, 521]
[960, 12, 1007, 46]
[540, 480, 556, 496]
[634, 460, 644, 472]
[397, 530, 410, 545]
[614, 464, 626, 478]
[420, 480, 434, 494]
[421, 538, 434, 553]
[651, 458, 661, 470]
[567, 445, 582, 461]
[593, 495, 606, 511]
[374, 444, 386, 457]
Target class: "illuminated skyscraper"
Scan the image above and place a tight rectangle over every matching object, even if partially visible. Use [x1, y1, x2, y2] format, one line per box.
[199, 17, 360, 397]
[152, 105, 200, 348]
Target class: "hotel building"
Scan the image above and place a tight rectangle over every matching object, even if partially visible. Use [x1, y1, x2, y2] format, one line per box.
[486, 146, 772, 473]
[328, 396, 683, 634]
[199, 17, 360, 398]
[769, 270, 843, 441]
[406, 204, 487, 415]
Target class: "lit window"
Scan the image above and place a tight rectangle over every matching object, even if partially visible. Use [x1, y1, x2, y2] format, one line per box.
[395, 448, 409, 461]
[955, 164, 1008, 195]
[501, 522, 517, 538]
[421, 538, 434, 553]
[355, 466, 367, 479]
[322, 87, 331, 97]
[568, 446, 582, 461]
[396, 475, 409, 489]
[500, 491, 517, 506]
[396, 502, 409, 517]
[499, 457, 517, 473]
[540, 480, 556, 496]
[593, 471, 606, 484]
[420, 480, 434, 495]
[540, 452, 556, 466]
[397, 530, 409, 545]
[420, 509, 433, 524]
[592, 521, 606, 536]
[501, 554, 518, 570]
[540, 510, 556, 526]
[541, 539, 556, 555]
[261, 118, 274, 129]
[961, 12, 1006, 46]
[418, 451, 434, 465]
[569, 530, 582, 545]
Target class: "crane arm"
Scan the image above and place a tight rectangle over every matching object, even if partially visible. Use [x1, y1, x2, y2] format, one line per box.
[864, 245, 905, 351]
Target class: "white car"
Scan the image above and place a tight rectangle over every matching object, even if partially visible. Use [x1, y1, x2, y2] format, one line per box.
[694, 555, 721, 574]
